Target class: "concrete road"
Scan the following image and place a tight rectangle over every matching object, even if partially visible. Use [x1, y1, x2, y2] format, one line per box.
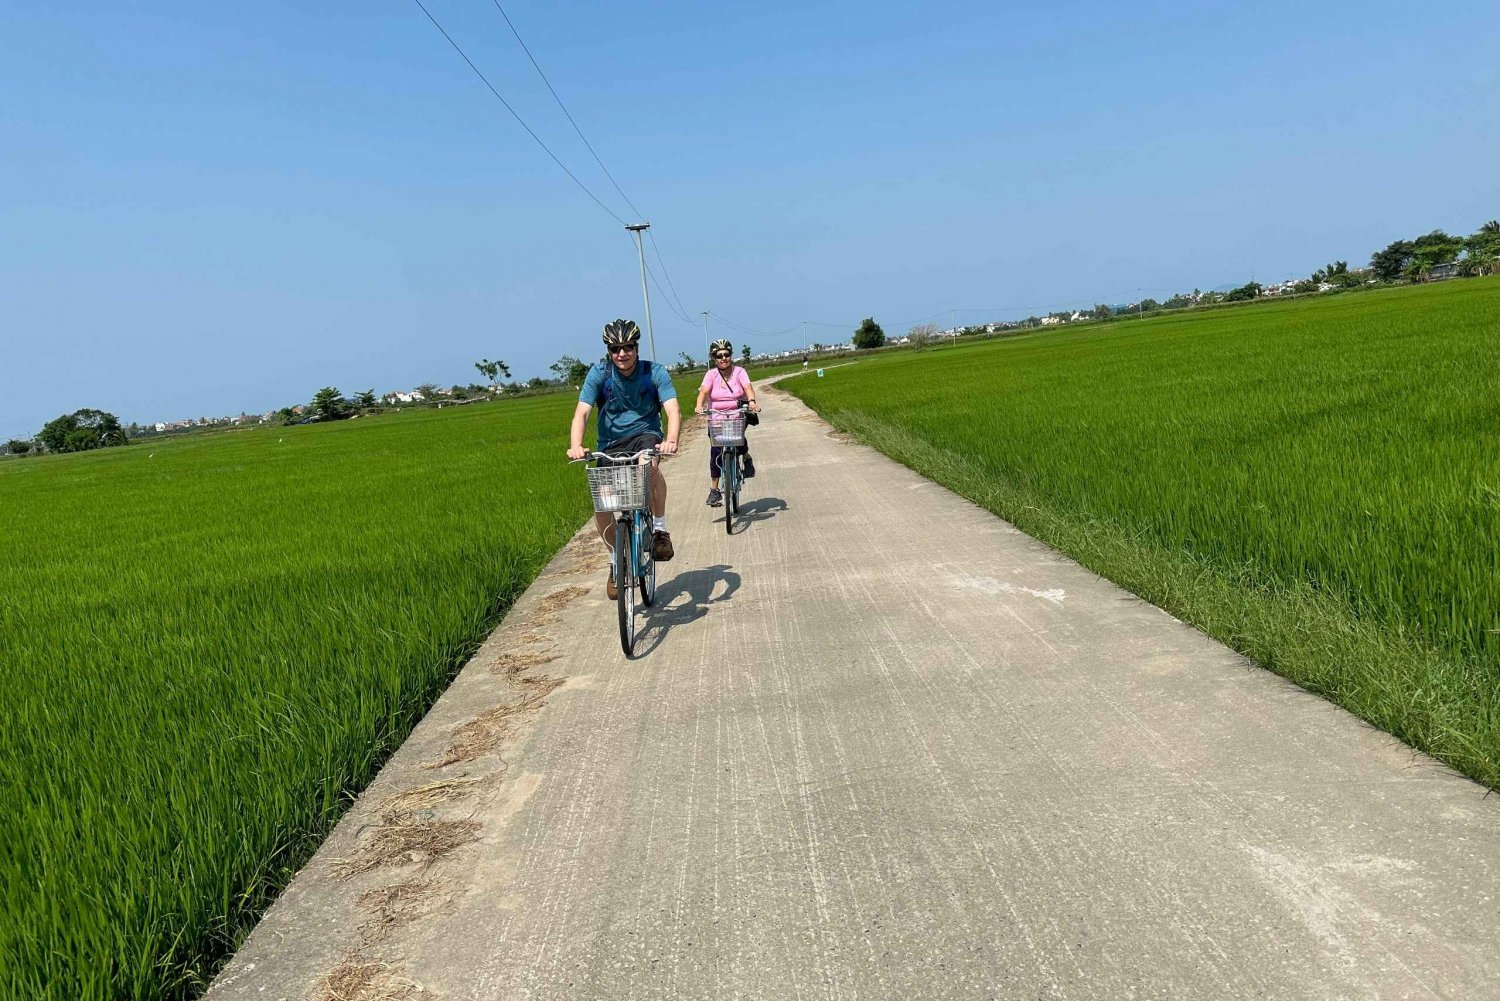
[210, 379, 1500, 1001]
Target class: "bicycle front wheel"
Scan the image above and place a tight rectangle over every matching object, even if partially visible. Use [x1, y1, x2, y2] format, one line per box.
[637, 510, 656, 607]
[723, 458, 736, 535]
[615, 519, 635, 655]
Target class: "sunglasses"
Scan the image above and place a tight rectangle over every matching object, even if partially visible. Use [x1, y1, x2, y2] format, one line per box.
[607, 344, 637, 354]
[712, 352, 732, 359]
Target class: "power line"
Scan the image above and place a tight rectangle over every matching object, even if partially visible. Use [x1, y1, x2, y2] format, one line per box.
[643, 258, 699, 326]
[707, 312, 802, 338]
[408, 0, 627, 225]
[487, 0, 644, 221]
[647, 229, 696, 323]
[487, 0, 699, 325]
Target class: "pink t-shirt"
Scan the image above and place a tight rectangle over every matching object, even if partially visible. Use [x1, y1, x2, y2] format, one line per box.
[699, 366, 751, 412]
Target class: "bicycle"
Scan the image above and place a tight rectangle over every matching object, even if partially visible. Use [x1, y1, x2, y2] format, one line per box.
[572, 446, 658, 656]
[703, 404, 752, 535]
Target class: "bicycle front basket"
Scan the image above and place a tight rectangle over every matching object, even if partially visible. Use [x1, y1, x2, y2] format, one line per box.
[707, 413, 746, 446]
[586, 462, 649, 512]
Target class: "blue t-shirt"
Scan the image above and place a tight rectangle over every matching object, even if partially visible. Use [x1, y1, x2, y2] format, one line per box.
[579, 358, 677, 448]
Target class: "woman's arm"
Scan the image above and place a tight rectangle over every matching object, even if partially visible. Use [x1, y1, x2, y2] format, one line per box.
[741, 370, 760, 411]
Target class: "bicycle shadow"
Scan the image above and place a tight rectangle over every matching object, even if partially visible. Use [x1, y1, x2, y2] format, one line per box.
[732, 495, 788, 526]
[632, 564, 741, 658]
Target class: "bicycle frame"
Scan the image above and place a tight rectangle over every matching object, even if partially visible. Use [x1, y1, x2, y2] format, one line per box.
[574, 446, 659, 655]
[703, 405, 751, 535]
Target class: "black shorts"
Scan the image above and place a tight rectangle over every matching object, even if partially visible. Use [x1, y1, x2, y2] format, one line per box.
[595, 431, 662, 466]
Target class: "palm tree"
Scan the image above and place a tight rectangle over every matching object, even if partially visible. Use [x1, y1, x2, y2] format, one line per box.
[1481, 220, 1500, 236]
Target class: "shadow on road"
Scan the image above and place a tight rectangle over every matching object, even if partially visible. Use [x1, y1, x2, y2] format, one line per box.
[632, 564, 741, 658]
[728, 495, 788, 528]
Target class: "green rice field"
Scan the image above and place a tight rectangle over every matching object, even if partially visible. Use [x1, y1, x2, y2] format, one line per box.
[0, 394, 592, 998]
[5, 289, 1497, 997]
[784, 278, 1500, 789]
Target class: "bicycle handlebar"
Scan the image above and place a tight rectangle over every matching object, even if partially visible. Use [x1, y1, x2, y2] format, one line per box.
[697, 402, 760, 416]
[568, 447, 660, 464]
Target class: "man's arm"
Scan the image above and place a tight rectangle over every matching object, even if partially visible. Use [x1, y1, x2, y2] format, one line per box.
[660, 398, 681, 455]
[567, 401, 593, 459]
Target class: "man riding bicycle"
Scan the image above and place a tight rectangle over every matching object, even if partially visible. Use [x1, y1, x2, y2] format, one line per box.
[568, 319, 681, 598]
[693, 338, 760, 507]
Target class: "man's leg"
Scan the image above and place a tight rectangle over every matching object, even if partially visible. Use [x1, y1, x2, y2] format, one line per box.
[594, 511, 619, 599]
[650, 458, 667, 518]
[649, 457, 674, 561]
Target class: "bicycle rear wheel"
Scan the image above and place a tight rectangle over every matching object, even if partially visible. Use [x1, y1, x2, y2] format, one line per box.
[615, 519, 635, 655]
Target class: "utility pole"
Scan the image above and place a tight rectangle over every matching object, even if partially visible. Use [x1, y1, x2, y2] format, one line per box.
[625, 223, 657, 361]
[802, 320, 808, 355]
[701, 311, 710, 363]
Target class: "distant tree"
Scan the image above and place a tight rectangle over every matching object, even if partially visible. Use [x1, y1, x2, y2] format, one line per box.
[1311, 261, 1348, 284]
[1092, 303, 1112, 320]
[449, 385, 469, 400]
[550, 355, 589, 386]
[7, 439, 31, 455]
[275, 406, 297, 424]
[1139, 298, 1160, 312]
[37, 408, 126, 453]
[1457, 252, 1492, 277]
[526, 375, 547, 390]
[414, 382, 441, 401]
[354, 389, 377, 409]
[1163, 294, 1191, 309]
[852, 317, 886, 349]
[310, 387, 347, 419]
[474, 358, 510, 383]
[1465, 221, 1500, 269]
[907, 322, 938, 350]
[1408, 230, 1463, 280]
[1370, 240, 1413, 281]
[1223, 281, 1262, 302]
[675, 350, 697, 373]
[740, 343, 751, 363]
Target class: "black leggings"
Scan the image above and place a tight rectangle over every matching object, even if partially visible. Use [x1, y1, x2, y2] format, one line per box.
[709, 442, 748, 477]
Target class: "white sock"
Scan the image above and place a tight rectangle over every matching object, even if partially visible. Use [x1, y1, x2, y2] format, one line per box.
[653, 516, 667, 532]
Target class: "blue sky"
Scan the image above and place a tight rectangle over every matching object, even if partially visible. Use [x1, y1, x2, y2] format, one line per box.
[4, 0, 1498, 436]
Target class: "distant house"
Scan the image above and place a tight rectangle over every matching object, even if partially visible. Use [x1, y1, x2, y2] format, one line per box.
[1040, 316, 1063, 326]
[1428, 262, 1462, 281]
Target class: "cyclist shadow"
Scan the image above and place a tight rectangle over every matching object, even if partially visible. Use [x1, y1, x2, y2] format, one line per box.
[733, 495, 788, 525]
[633, 564, 741, 657]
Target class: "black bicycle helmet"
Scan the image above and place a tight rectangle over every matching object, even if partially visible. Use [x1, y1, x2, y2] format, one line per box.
[709, 338, 734, 355]
[602, 319, 641, 346]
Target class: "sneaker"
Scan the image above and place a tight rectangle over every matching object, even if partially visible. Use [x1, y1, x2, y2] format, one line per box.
[741, 455, 755, 478]
[652, 530, 675, 562]
[705, 487, 723, 507]
[606, 572, 618, 601]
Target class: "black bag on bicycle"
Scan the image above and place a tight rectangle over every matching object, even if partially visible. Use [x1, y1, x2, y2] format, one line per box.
[737, 395, 760, 426]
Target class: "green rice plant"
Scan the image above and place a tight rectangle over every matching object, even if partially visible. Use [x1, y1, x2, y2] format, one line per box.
[0, 395, 590, 998]
[783, 278, 1500, 787]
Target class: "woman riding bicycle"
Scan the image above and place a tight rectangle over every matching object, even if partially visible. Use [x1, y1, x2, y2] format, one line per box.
[693, 338, 760, 507]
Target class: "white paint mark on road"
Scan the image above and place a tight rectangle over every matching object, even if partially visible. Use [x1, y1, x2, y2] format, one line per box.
[955, 574, 1066, 605]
